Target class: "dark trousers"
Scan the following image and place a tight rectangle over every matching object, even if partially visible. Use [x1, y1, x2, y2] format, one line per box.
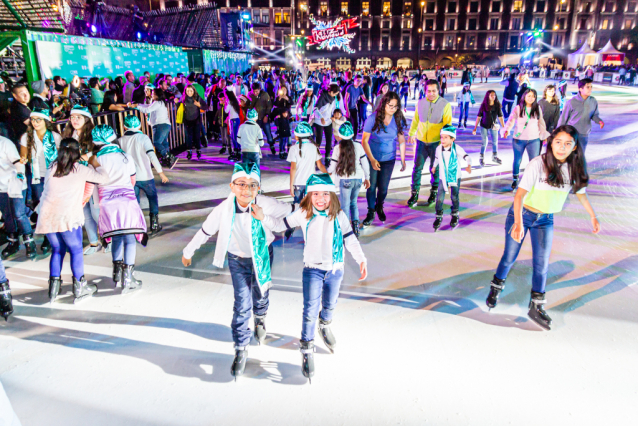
[502, 100, 514, 120]
[410, 141, 440, 192]
[227, 245, 274, 347]
[134, 179, 159, 215]
[313, 124, 333, 160]
[184, 116, 202, 150]
[348, 108, 359, 137]
[435, 179, 461, 216]
[366, 159, 395, 210]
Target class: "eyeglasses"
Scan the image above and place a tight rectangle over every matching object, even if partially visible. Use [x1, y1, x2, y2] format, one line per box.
[30, 117, 44, 124]
[69, 115, 85, 121]
[233, 182, 260, 191]
[387, 104, 399, 109]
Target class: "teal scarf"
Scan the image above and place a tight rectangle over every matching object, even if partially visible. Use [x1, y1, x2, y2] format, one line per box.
[95, 144, 125, 157]
[230, 197, 271, 293]
[307, 208, 343, 268]
[442, 143, 458, 186]
[42, 130, 58, 168]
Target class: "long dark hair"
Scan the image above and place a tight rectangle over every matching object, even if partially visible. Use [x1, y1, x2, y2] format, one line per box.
[25, 120, 55, 160]
[300, 88, 313, 114]
[372, 92, 406, 135]
[543, 84, 560, 105]
[518, 88, 540, 119]
[62, 117, 95, 154]
[153, 88, 171, 106]
[296, 135, 319, 158]
[336, 138, 356, 177]
[479, 90, 502, 116]
[53, 138, 81, 178]
[542, 125, 589, 193]
[226, 90, 241, 115]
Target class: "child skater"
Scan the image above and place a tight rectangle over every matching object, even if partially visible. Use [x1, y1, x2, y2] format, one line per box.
[118, 115, 169, 236]
[457, 82, 475, 128]
[431, 124, 472, 232]
[91, 125, 148, 294]
[330, 108, 346, 137]
[0, 258, 11, 320]
[252, 173, 368, 382]
[181, 162, 295, 380]
[237, 109, 264, 166]
[287, 121, 327, 204]
[485, 125, 600, 330]
[329, 121, 370, 238]
[274, 109, 292, 160]
[35, 138, 108, 303]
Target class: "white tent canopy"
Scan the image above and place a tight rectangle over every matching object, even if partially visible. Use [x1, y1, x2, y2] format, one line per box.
[596, 40, 625, 65]
[567, 41, 598, 69]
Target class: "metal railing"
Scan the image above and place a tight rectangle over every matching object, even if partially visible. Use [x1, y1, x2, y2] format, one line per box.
[53, 104, 208, 155]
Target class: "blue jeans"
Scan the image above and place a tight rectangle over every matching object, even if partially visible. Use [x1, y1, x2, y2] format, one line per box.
[152, 124, 171, 157]
[0, 258, 5, 282]
[358, 101, 368, 127]
[293, 185, 306, 204]
[111, 234, 137, 264]
[242, 152, 260, 167]
[435, 179, 461, 215]
[230, 118, 241, 151]
[512, 138, 541, 178]
[135, 179, 159, 215]
[339, 178, 362, 221]
[228, 245, 274, 347]
[279, 136, 289, 153]
[301, 267, 344, 342]
[411, 141, 440, 192]
[257, 119, 274, 146]
[83, 198, 100, 245]
[480, 127, 499, 156]
[579, 134, 589, 152]
[47, 227, 84, 278]
[401, 92, 409, 109]
[366, 159, 395, 210]
[502, 100, 514, 120]
[0, 192, 32, 235]
[495, 206, 554, 293]
[458, 102, 470, 124]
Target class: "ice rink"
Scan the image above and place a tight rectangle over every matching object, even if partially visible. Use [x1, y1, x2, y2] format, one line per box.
[1, 79, 637, 426]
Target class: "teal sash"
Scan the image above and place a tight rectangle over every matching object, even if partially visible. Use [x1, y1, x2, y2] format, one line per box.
[42, 130, 58, 168]
[96, 144, 125, 157]
[307, 208, 343, 267]
[442, 143, 459, 186]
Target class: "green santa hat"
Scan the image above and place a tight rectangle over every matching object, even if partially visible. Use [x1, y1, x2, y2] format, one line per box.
[440, 124, 457, 139]
[231, 162, 261, 184]
[145, 83, 156, 90]
[246, 108, 258, 121]
[92, 124, 118, 145]
[306, 173, 336, 193]
[70, 105, 92, 119]
[30, 107, 51, 121]
[335, 121, 354, 140]
[294, 121, 313, 138]
[123, 114, 142, 130]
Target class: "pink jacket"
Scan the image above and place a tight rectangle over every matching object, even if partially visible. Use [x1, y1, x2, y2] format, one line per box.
[504, 105, 550, 141]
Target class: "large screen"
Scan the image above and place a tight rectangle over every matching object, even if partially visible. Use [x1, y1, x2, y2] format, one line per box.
[34, 37, 189, 79]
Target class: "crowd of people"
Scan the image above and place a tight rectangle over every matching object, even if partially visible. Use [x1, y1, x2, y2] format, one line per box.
[0, 63, 605, 381]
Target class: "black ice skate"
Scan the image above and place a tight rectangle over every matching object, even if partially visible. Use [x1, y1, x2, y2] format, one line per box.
[150, 214, 163, 235]
[361, 208, 375, 228]
[433, 215, 443, 232]
[41, 237, 51, 255]
[112, 261, 124, 288]
[426, 190, 437, 205]
[450, 214, 460, 229]
[479, 155, 485, 167]
[318, 320, 336, 353]
[486, 275, 505, 309]
[511, 178, 519, 191]
[375, 203, 386, 223]
[1, 234, 20, 259]
[187, 150, 192, 161]
[300, 340, 315, 383]
[0, 280, 13, 321]
[528, 291, 552, 330]
[73, 276, 97, 304]
[23, 234, 37, 259]
[231, 346, 247, 380]
[254, 315, 266, 345]
[122, 264, 142, 294]
[492, 155, 502, 164]
[407, 190, 419, 207]
[48, 276, 62, 304]
[351, 221, 360, 239]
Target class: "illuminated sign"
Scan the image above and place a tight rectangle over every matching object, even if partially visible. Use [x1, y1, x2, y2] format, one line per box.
[308, 16, 359, 54]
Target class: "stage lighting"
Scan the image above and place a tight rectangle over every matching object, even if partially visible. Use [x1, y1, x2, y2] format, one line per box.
[91, 25, 97, 34]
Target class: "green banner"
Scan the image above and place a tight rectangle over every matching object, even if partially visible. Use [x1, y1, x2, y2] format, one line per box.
[34, 35, 189, 79]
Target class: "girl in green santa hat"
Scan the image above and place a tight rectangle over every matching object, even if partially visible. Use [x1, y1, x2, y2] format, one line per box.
[430, 124, 472, 232]
[181, 162, 295, 380]
[252, 173, 368, 383]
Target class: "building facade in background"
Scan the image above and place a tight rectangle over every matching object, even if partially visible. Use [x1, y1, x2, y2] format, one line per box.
[155, 0, 637, 69]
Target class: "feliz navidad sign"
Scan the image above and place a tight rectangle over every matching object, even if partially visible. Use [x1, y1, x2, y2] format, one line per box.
[308, 16, 359, 54]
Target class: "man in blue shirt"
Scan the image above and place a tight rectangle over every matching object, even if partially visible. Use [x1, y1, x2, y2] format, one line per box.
[345, 75, 372, 137]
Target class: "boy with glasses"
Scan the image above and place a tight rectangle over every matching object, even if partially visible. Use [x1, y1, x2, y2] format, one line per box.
[181, 162, 295, 380]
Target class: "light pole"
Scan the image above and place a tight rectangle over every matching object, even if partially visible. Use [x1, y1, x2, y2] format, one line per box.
[417, 1, 424, 70]
[457, 36, 461, 67]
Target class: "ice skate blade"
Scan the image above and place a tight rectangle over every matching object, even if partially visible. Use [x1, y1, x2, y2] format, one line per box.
[73, 294, 94, 304]
[122, 285, 142, 295]
[528, 314, 551, 331]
